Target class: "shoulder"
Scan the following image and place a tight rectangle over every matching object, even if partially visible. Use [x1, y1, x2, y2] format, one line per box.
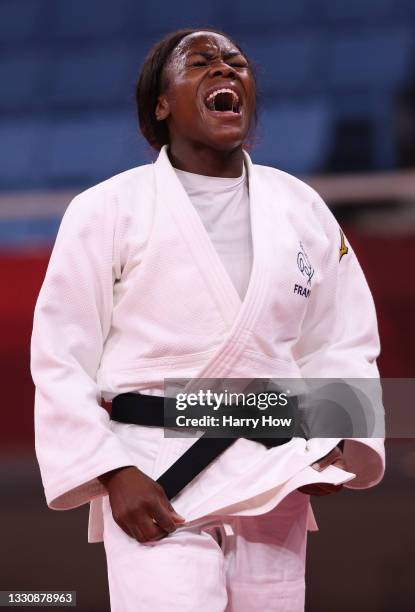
[62, 163, 155, 223]
[252, 162, 323, 205]
[252, 162, 341, 242]
[75, 163, 154, 203]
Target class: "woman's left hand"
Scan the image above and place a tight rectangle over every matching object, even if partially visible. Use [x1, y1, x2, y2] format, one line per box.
[298, 446, 347, 496]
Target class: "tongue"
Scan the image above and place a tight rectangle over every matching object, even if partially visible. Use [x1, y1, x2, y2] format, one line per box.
[213, 92, 235, 112]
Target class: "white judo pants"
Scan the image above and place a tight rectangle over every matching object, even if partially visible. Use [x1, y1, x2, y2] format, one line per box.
[102, 490, 309, 612]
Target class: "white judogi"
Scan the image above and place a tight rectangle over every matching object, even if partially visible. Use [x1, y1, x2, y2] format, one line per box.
[102, 490, 310, 611]
[31, 145, 385, 611]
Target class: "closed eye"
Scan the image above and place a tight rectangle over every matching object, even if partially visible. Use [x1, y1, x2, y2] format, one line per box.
[191, 61, 247, 69]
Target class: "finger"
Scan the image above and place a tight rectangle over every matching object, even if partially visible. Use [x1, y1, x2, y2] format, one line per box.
[331, 457, 347, 470]
[117, 522, 136, 539]
[167, 503, 186, 523]
[299, 487, 330, 496]
[299, 484, 332, 495]
[130, 518, 165, 543]
[299, 488, 332, 496]
[316, 447, 342, 470]
[299, 483, 343, 496]
[316, 483, 343, 494]
[130, 524, 148, 543]
[171, 512, 186, 524]
[152, 504, 178, 534]
[140, 517, 169, 542]
[311, 447, 343, 472]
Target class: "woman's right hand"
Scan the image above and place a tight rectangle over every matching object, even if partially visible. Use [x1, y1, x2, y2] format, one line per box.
[98, 466, 185, 542]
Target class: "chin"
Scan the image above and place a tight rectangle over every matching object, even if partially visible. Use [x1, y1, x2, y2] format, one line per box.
[205, 129, 247, 152]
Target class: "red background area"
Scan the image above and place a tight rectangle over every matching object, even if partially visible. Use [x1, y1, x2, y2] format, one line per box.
[2, 230, 414, 453]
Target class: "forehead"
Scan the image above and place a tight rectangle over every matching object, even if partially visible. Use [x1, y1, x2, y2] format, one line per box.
[172, 32, 241, 58]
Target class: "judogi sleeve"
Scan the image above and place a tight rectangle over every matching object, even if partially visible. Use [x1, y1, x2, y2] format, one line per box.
[31, 190, 134, 510]
[292, 194, 385, 488]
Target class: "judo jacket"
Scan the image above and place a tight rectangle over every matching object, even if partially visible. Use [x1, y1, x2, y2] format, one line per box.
[31, 146, 385, 542]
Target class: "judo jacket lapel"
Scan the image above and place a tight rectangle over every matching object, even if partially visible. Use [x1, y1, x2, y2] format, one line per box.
[154, 146, 242, 329]
[153, 146, 274, 379]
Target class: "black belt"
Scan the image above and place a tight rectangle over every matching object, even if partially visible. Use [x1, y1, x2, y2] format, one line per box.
[111, 392, 291, 500]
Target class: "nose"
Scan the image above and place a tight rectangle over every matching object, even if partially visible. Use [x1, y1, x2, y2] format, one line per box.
[208, 60, 236, 79]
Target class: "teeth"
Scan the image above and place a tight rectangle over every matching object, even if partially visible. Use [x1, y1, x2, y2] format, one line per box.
[205, 88, 240, 112]
[206, 88, 239, 104]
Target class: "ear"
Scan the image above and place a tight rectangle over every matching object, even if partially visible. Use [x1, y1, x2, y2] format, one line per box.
[155, 95, 170, 121]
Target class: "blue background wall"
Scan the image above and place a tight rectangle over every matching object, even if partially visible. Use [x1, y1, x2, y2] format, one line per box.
[1, 0, 415, 192]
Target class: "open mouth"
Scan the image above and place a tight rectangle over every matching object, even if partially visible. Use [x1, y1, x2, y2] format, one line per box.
[204, 88, 241, 114]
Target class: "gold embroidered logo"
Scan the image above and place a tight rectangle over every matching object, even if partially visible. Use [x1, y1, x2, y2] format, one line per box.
[339, 229, 348, 262]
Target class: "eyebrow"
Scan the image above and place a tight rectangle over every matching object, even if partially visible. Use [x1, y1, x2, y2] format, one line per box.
[187, 50, 245, 60]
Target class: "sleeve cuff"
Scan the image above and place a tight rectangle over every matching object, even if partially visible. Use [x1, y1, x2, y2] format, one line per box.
[45, 458, 134, 510]
[342, 438, 385, 489]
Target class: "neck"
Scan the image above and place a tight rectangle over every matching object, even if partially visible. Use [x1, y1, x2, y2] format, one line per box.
[167, 141, 244, 177]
